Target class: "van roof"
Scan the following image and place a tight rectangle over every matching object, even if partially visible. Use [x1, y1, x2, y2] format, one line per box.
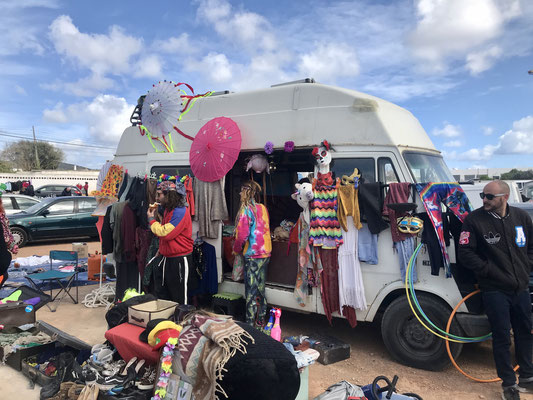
[115, 82, 438, 156]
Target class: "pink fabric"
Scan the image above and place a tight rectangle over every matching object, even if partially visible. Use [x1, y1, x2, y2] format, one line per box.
[383, 182, 412, 243]
[105, 323, 159, 365]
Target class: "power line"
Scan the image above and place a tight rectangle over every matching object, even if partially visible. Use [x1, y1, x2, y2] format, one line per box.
[0, 129, 116, 150]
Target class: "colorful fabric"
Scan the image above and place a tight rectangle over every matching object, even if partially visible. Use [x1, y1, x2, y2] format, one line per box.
[244, 256, 269, 326]
[233, 202, 272, 258]
[91, 164, 124, 199]
[0, 213, 16, 251]
[309, 174, 343, 249]
[337, 184, 362, 232]
[150, 206, 193, 257]
[178, 315, 254, 400]
[415, 182, 473, 277]
[383, 182, 414, 243]
[294, 216, 312, 306]
[317, 247, 340, 324]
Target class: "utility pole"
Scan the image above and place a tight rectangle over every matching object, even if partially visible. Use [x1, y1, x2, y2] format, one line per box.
[32, 125, 41, 169]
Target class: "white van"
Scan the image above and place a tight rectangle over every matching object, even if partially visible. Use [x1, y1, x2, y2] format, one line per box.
[112, 80, 483, 371]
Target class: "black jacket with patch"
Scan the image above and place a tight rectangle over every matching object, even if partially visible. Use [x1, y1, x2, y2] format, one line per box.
[458, 205, 533, 292]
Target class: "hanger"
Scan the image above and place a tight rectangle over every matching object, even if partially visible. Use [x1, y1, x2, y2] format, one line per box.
[194, 231, 204, 245]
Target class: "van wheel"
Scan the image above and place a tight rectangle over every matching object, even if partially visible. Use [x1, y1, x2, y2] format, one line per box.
[11, 227, 28, 247]
[381, 293, 463, 371]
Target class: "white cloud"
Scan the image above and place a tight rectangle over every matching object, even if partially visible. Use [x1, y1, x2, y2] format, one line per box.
[496, 115, 533, 154]
[408, 0, 520, 73]
[432, 123, 462, 138]
[154, 34, 197, 55]
[14, 85, 27, 96]
[41, 74, 115, 97]
[187, 52, 234, 83]
[49, 15, 142, 76]
[196, 0, 276, 53]
[458, 115, 533, 161]
[482, 126, 494, 135]
[132, 55, 163, 78]
[42, 95, 134, 143]
[466, 45, 503, 74]
[362, 75, 457, 102]
[444, 140, 462, 147]
[298, 43, 359, 82]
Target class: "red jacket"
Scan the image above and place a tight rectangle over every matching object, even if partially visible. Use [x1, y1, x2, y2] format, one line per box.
[150, 207, 193, 257]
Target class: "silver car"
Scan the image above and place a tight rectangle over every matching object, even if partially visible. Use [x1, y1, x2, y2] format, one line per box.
[2, 194, 41, 216]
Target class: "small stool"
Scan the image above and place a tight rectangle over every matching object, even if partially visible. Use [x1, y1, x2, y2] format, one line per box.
[212, 292, 245, 321]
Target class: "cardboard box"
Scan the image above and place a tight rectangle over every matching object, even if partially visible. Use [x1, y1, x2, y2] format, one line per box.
[72, 242, 88, 259]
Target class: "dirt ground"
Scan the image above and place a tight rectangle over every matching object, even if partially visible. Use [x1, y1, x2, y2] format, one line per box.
[1, 240, 533, 399]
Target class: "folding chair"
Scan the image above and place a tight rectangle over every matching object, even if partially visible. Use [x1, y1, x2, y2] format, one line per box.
[25, 250, 79, 312]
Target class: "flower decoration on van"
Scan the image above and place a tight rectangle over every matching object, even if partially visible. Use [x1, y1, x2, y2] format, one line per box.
[284, 141, 294, 153]
[264, 141, 274, 155]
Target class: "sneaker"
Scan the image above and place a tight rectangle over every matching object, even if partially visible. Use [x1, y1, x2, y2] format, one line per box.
[502, 385, 521, 400]
[137, 366, 156, 390]
[96, 374, 127, 391]
[518, 377, 533, 393]
[102, 359, 126, 377]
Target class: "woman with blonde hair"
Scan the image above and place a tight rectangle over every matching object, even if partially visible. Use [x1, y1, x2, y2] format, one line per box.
[233, 180, 272, 327]
[0, 192, 18, 290]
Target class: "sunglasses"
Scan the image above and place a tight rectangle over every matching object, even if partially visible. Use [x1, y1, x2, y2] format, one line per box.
[479, 193, 505, 200]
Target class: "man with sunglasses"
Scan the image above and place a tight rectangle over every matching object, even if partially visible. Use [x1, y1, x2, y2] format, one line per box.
[459, 180, 533, 400]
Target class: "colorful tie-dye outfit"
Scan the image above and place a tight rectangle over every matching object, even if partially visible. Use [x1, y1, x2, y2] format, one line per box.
[233, 201, 271, 326]
[415, 182, 473, 277]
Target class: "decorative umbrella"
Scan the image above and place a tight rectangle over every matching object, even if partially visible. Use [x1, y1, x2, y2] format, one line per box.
[189, 117, 242, 182]
[141, 80, 182, 137]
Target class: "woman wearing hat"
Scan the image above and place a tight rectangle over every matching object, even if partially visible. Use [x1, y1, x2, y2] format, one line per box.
[147, 180, 194, 303]
[233, 180, 272, 327]
[0, 186, 18, 290]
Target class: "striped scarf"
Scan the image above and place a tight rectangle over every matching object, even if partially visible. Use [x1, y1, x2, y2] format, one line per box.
[309, 174, 343, 249]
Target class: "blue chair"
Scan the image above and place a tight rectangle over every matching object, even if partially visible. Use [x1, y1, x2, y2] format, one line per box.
[25, 250, 79, 312]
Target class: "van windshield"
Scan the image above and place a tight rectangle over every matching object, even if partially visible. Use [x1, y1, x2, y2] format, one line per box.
[403, 152, 455, 183]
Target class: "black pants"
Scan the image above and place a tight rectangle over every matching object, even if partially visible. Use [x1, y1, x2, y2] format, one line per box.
[115, 261, 140, 302]
[483, 290, 533, 387]
[152, 254, 195, 304]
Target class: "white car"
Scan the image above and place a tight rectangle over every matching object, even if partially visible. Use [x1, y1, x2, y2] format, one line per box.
[2, 194, 41, 216]
[461, 180, 522, 209]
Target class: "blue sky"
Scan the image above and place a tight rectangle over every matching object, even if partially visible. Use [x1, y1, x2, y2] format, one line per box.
[0, 0, 532, 170]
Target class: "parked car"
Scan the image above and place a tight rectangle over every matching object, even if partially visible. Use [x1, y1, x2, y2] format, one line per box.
[34, 184, 83, 198]
[511, 202, 533, 221]
[8, 196, 98, 247]
[461, 180, 522, 209]
[1, 194, 41, 216]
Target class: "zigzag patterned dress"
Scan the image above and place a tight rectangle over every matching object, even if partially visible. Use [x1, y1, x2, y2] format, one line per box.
[309, 172, 343, 249]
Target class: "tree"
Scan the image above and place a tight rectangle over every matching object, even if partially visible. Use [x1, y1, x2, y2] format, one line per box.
[1, 140, 64, 170]
[478, 174, 490, 180]
[0, 160, 12, 172]
[500, 169, 533, 180]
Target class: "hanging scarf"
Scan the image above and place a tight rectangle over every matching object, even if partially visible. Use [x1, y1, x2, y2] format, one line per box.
[415, 182, 473, 277]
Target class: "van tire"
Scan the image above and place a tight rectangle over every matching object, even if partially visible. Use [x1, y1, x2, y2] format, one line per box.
[11, 227, 28, 247]
[381, 293, 463, 371]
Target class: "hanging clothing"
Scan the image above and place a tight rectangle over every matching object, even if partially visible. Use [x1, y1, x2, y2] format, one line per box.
[383, 182, 413, 243]
[293, 215, 315, 306]
[358, 223, 378, 264]
[135, 227, 152, 281]
[96, 161, 112, 191]
[359, 182, 389, 234]
[115, 261, 139, 301]
[309, 173, 343, 249]
[0, 219, 12, 291]
[190, 241, 218, 296]
[394, 236, 416, 282]
[146, 178, 158, 205]
[110, 202, 127, 263]
[143, 236, 160, 289]
[419, 213, 443, 276]
[93, 164, 124, 198]
[415, 182, 472, 277]
[101, 206, 114, 255]
[317, 248, 340, 324]
[121, 203, 137, 263]
[185, 177, 195, 217]
[117, 172, 129, 199]
[337, 184, 362, 232]
[193, 178, 228, 239]
[338, 217, 367, 328]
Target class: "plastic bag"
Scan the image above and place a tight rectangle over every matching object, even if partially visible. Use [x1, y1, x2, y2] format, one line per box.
[231, 254, 245, 281]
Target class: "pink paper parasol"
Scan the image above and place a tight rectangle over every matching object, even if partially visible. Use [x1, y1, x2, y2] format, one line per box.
[189, 117, 241, 182]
